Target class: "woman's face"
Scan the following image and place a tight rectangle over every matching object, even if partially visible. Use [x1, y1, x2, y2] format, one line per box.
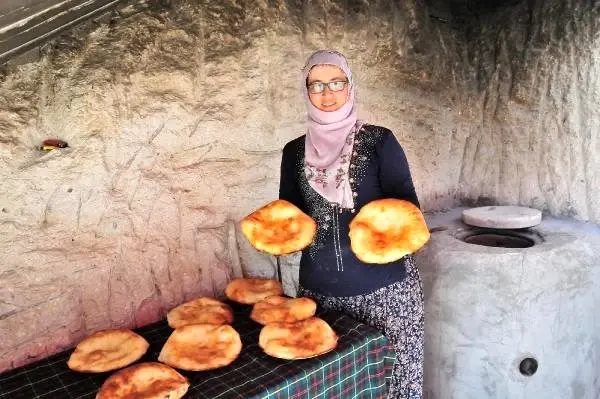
[306, 65, 349, 112]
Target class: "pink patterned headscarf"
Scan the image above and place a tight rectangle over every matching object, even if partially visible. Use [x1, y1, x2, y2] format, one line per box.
[303, 50, 362, 208]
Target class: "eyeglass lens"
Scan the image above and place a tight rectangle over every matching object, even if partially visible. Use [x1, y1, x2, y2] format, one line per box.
[308, 81, 347, 94]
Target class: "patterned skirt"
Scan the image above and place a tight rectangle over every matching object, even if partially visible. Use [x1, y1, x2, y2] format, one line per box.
[297, 255, 424, 399]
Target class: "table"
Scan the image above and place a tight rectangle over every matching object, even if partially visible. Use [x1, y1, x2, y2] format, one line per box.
[0, 302, 395, 399]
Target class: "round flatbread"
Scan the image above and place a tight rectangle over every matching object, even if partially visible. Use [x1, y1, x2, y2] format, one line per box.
[241, 199, 317, 255]
[250, 296, 317, 325]
[259, 317, 338, 360]
[96, 362, 189, 399]
[67, 329, 149, 373]
[158, 324, 242, 371]
[349, 198, 430, 264]
[225, 278, 284, 305]
[167, 297, 234, 329]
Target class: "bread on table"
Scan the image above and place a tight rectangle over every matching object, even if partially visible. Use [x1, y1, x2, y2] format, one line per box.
[167, 297, 234, 329]
[67, 329, 149, 373]
[95, 362, 189, 399]
[158, 324, 242, 371]
[225, 278, 283, 305]
[259, 317, 338, 360]
[251, 296, 317, 325]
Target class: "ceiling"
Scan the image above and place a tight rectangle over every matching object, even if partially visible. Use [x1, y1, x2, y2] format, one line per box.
[426, 0, 525, 19]
[0, 0, 127, 63]
[0, 0, 525, 64]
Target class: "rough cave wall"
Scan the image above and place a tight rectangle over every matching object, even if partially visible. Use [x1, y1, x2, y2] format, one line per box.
[0, 0, 598, 371]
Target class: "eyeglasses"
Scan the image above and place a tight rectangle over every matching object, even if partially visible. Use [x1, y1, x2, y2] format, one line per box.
[307, 80, 348, 94]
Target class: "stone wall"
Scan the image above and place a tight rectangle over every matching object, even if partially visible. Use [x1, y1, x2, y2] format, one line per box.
[0, 0, 598, 371]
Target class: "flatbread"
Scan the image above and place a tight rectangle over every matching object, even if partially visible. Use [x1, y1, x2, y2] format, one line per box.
[95, 362, 189, 399]
[158, 324, 242, 371]
[241, 199, 317, 255]
[250, 296, 317, 325]
[259, 317, 338, 360]
[349, 198, 430, 264]
[67, 329, 149, 373]
[167, 297, 234, 329]
[225, 278, 284, 305]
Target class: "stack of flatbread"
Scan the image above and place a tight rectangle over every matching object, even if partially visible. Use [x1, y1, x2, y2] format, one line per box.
[223, 277, 336, 360]
[68, 329, 189, 398]
[157, 296, 242, 372]
[73, 198, 353, 396]
[251, 295, 337, 360]
[69, 295, 244, 397]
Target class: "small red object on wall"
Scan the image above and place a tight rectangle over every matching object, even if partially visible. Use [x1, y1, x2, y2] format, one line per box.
[40, 138, 69, 151]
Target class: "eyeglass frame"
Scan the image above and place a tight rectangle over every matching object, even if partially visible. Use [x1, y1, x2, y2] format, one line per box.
[306, 79, 349, 94]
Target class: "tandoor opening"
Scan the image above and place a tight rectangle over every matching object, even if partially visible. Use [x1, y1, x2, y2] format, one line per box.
[463, 232, 534, 248]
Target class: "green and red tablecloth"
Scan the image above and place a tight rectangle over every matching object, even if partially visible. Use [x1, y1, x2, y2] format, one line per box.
[0, 301, 395, 399]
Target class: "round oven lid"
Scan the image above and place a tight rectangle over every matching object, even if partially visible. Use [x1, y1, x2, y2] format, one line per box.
[462, 206, 542, 229]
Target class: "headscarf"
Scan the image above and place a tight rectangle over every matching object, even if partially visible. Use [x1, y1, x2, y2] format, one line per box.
[303, 50, 362, 208]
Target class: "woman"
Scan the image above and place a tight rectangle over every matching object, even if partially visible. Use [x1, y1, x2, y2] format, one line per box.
[279, 49, 424, 399]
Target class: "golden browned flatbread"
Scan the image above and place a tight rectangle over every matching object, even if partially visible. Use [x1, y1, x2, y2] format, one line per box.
[67, 329, 149, 373]
[349, 198, 430, 264]
[225, 278, 284, 305]
[167, 297, 234, 329]
[158, 324, 242, 371]
[259, 317, 338, 360]
[250, 296, 317, 325]
[95, 362, 189, 399]
[241, 199, 317, 255]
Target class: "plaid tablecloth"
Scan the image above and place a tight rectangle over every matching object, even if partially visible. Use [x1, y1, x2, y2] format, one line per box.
[0, 301, 395, 399]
